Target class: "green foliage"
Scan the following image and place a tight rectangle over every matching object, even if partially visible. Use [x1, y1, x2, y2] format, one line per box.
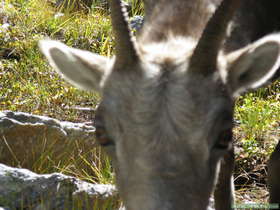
[0, 1, 118, 208]
[1, 0, 114, 189]
[235, 87, 279, 157]
[0, 0, 113, 120]
[125, 0, 144, 16]
[236, 94, 279, 140]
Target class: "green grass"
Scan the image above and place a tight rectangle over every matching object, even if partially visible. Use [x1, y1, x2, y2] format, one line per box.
[0, 0, 119, 208]
[0, 0, 117, 169]
[234, 82, 280, 200]
[235, 83, 280, 157]
[125, 0, 144, 16]
[1, 0, 110, 120]
[0, 0, 279, 207]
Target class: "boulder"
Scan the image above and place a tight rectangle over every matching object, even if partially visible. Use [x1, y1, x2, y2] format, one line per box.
[0, 111, 97, 171]
[0, 164, 119, 209]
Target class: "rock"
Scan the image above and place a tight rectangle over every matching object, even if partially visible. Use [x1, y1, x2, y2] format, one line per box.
[0, 164, 119, 209]
[0, 111, 97, 170]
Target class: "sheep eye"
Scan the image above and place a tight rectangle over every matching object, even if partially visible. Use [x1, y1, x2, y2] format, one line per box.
[95, 126, 114, 147]
[94, 104, 114, 147]
[215, 129, 233, 150]
[94, 113, 114, 146]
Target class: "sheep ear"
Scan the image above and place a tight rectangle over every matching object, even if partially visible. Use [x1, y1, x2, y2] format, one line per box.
[226, 35, 280, 97]
[39, 40, 109, 91]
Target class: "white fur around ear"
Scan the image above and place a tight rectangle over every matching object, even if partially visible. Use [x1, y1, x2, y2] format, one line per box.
[226, 34, 280, 97]
[39, 40, 109, 91]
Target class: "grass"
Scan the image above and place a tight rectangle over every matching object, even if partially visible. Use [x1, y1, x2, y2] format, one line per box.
[0, 0, 109, 121]
[0, 0, 279, 208]
[234, 83, 280, 204]
[0, 0, 117, 208]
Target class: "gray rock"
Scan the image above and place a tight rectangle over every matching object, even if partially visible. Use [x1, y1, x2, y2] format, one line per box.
[0, 111, 95, 140]
[0, 111, 96, 169]
[0, 164, 118, 209]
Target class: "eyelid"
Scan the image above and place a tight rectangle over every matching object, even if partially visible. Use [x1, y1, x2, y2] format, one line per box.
[94, 105, 115, 147]
[210, 112, 233, 150]
[214, 128, 233, 150]
[94, 111, 115, 147]
[95, 126, 115, 147]
[219, 111, 234, 130]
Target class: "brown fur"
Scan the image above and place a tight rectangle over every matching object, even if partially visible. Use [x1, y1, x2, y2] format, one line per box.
[140, 0, 212, 42]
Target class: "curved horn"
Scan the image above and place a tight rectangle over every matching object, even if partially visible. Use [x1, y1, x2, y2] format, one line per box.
[109, 0, 138, 68]
[190, 0, 241, 74]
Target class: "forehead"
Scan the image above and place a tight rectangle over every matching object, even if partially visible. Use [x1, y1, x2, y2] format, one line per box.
[102, 63, 232, 127]
[139, 36, 196, 66]
[100, 69, 233, 173]
[97, 65, 234, 177]
[100, 37, 233, 140]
